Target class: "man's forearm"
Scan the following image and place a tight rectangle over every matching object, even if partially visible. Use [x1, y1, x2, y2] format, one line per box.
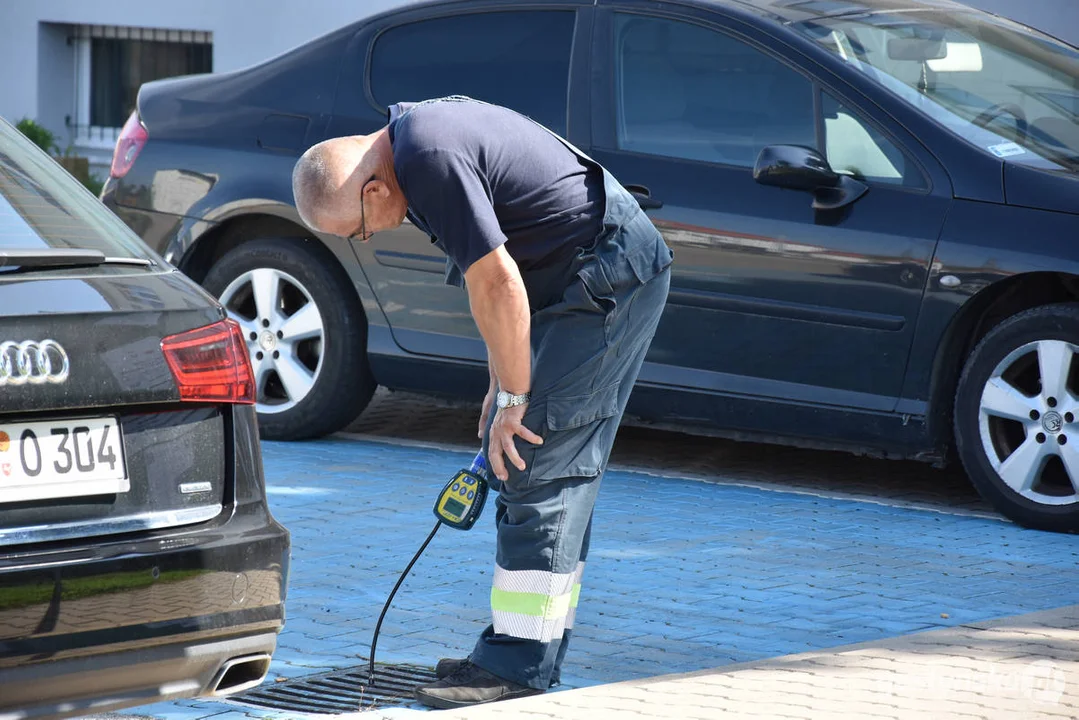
[466, 255, 531, 396]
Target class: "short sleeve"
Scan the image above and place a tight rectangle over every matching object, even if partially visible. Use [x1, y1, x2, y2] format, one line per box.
[398, 148, 506, 275]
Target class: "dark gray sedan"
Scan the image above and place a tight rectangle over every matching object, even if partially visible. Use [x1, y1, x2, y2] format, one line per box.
[0, 116, 289, 719]
[101, 0, 1079, 533]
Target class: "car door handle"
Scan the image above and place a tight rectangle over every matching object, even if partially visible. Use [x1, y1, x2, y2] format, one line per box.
[625, 184, 664, 210]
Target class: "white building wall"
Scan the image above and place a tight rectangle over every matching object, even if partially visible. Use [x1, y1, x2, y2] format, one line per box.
[35, 21, 77, 148]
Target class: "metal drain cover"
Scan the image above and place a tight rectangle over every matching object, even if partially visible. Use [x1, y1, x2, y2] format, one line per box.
[230, 661, 437, 714]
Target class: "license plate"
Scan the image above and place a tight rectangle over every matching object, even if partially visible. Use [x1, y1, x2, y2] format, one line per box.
[0, 417, 128, 504]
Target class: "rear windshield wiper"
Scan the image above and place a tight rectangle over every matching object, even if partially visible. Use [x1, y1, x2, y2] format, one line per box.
[0, 248, 154, 272]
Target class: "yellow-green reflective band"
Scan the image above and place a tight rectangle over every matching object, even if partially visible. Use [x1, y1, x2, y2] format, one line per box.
[491, 587, 573, 620]
[569, 583, 581, 609]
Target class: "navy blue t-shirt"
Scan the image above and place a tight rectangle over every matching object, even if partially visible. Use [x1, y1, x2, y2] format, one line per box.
[388, 97, 604, 285]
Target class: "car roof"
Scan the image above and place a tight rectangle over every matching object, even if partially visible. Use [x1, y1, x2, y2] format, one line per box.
[379, 0, 980, 28]
[349, 0, 983, 42]
[651, 0, 974, 25]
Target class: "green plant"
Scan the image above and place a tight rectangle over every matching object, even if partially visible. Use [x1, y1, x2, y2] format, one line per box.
[83, 172, 105, 198]
[15, 117, 57, 155]
[14, 119, 105, 198]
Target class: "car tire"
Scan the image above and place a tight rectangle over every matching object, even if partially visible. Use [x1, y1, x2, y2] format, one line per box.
[203, 237, 376, 440]
[954, 303, 1079, 532]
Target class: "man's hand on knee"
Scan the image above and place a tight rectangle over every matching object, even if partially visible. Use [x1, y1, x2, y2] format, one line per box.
[489, 404, 543, 481]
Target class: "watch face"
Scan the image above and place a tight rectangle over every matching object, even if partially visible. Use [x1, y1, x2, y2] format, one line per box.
[496, 391, 528, 408]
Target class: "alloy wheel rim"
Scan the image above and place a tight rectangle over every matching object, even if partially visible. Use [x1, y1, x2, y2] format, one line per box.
[218, 268, 325, 415]
[978, 339, 1079, 506]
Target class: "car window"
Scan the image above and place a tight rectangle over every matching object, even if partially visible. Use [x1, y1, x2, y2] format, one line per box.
[370, 11, 575, 136]
[0, 119, 154, 258]
[613, 14, 815, 167]
[793, 10, 1079, 172]
[822, 91, 926, 188]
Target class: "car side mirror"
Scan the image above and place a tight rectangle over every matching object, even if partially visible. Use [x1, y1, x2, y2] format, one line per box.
[753, 145, 868, 211]
[753, 145, 838, 191]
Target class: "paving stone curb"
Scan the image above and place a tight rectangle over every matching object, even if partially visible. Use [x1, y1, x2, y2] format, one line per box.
[423, 605, 1079, 720]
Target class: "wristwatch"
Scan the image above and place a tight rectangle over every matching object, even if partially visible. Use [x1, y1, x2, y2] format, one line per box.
[496, 390, 531, 409]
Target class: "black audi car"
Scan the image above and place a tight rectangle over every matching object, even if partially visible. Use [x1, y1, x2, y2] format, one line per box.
[101, 0, 1079, 533]
[0, 115, 289, 719]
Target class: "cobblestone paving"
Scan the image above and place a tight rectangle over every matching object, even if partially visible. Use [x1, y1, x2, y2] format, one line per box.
[110, 431, 1078, 720]
[345, 388, 991, 515]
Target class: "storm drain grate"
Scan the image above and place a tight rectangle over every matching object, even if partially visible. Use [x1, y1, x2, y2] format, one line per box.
[229, 661, 437, 714]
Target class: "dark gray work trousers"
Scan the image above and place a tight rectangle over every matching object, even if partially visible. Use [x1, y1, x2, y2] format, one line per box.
[471, 171, 672, 690]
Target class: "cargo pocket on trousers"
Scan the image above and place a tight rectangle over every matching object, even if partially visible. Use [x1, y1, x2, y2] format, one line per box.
[625, 231, 674, 287]
[573, 270, 615, 346]
[529, 382, 622, 483]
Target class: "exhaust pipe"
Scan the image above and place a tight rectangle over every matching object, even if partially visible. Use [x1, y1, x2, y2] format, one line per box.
[208, 653, 272, 696]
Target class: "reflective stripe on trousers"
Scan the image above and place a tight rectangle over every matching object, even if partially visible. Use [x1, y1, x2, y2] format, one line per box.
[490, 562, 586, 642]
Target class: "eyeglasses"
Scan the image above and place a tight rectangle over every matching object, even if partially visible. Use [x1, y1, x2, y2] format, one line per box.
[348, 174, 377, 242]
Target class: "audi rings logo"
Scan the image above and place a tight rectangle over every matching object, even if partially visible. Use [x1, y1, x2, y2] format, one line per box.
[0, 340, 70, 386]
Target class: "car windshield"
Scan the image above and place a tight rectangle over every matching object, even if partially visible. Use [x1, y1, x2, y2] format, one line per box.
[0, 118, 156, 259]
[791, 10, 1079, 172]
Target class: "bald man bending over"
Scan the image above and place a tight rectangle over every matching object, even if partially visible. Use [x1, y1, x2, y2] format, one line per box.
[292, 96, 672, 709]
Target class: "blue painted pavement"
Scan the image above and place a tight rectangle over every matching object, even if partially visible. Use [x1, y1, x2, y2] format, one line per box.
[118, 437, 1079, 719]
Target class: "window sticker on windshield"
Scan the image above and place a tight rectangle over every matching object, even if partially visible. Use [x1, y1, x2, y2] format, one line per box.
[988, 142, 1026, 158]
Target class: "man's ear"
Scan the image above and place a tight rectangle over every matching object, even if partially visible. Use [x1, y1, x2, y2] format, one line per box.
[365, 179, 390, 201]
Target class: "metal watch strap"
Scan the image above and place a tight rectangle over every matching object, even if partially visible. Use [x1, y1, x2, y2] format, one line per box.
[497, 391, 531, 409]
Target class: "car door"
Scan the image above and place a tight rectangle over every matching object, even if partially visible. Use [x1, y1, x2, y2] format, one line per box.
[590, 3, 954, 414]
[329, 2, 592, 363]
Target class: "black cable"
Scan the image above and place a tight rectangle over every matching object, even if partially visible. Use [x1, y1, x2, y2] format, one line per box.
[368, 520, 442, 685]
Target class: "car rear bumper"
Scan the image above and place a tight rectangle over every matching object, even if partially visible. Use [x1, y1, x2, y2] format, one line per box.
[0, 505, 289, 719]
[0, 406, 291, 720]
[0, 631, 278, 720]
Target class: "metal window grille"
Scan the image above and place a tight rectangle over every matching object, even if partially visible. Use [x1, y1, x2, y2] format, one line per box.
[69, 24, 213, 143]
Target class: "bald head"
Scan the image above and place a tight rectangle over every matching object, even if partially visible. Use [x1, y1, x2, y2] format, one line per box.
[292, 144, 330, 230]
[292, 136, 367, 231]
[291, 130, 406, 239]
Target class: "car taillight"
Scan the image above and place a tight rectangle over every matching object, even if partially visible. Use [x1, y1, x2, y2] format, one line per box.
[161, 320, 255, 404]
[110, 111, 148, 179]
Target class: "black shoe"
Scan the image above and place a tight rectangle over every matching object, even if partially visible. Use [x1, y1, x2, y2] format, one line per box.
[415, 660, 544, 709]
[435, 657, 466, 679]
[436, 657, 561, 688]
